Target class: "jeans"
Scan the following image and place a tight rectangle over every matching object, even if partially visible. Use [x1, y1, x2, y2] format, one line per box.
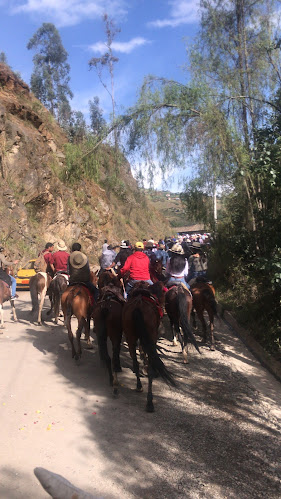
[125, 279, 153, 296]
[167, 276, 190, 289]
[10, 275, 17, 298]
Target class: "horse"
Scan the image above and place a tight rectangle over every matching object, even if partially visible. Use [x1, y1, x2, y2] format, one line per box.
[190, 280, 217, 350]
[98, 268, 123, 290]
[165, 283, 200, 363]
[29, 272, 52, 325]
[61, 272, 98, 360]
[47, 273, 68, 324]
[0, 266, 17, 329]
[92, 284, 125, 395]
[122, 280, 175, 412]
[150, 259, 167, 284]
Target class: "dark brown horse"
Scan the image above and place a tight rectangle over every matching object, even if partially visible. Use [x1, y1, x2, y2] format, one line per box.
[61, 272, 98, 360]
[0, 267, 17, 329]
[122, 281, 175, 412]
[98, 269, 122, 290]
[150, 259, 167, 284]
[165, 284, 200, 363]
[92, 284, 125, 395]
[47, 273, 68, 324]
[190, 281, 217, 350]
[29, 272, 52, 325]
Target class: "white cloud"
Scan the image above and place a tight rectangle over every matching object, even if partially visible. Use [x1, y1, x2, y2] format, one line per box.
[89, 37, 151, 54]
[148, 0, 200, 28]
[9, 0, 128, 27]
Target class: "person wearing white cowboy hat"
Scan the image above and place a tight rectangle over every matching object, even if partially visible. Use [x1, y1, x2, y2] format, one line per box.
[69, 249, 99, 301]
[165, 243, 190, 289]
[50, 240, 70, 274]
[114, 241, 133, 269]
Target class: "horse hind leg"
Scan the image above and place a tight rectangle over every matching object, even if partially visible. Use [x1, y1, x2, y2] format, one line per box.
[10, 299, 17, 322]
[130, 344, 143, 392]
[0, 303, 4, 330]
[38, 288, 47, 325]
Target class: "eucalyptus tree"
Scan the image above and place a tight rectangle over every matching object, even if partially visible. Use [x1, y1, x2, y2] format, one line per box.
[27, 23, 73, 122]
[89, 96, 106, 136]
[89, 14, 120, 148]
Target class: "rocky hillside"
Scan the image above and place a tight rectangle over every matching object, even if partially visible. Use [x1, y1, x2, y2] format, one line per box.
[0, 63, 171, 264]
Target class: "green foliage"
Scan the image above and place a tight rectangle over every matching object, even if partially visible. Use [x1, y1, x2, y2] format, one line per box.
[63, 139, 100, 185]
[27, 23, 73, 120]
[89, 97, 106, 136]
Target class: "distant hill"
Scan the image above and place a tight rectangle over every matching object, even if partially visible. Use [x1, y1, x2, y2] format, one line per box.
[145, 190, 191, 229]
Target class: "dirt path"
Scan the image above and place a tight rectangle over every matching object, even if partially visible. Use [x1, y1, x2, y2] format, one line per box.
[1, 292, 281, 498]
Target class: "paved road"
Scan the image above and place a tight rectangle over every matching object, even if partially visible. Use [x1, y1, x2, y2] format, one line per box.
[1, 291, 281, 498]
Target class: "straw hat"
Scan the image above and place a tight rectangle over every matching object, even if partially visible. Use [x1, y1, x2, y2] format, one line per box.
[69, 251, 88, 269]
[192, 242, 202, 249]
[170, 243, 184, 255]
[56, 239, 67, 251]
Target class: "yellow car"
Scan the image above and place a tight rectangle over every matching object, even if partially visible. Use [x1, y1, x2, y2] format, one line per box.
[16, 259, 36, 290]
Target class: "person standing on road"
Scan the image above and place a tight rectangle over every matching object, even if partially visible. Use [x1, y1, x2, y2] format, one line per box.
[0, 245, 19, 299]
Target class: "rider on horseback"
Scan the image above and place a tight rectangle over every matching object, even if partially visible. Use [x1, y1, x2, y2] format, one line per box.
[0, 246, 19, 299]
[186, 242, 208, 286]
[68, 246, 99, 302]
[165, 243, 190, 289]
[120, 241, 153, 295]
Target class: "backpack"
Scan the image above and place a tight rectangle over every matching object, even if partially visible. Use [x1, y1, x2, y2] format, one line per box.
[34, 252, 47, 273]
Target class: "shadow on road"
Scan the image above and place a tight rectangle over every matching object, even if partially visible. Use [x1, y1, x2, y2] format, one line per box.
[14, 302, 281, 499]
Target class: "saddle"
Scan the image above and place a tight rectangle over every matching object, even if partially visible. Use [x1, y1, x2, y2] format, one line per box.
[99, 285, 126, 304]
[69, 282, 96, 307]
[130, 288, 164, 319]
[166, 282, 192, 296]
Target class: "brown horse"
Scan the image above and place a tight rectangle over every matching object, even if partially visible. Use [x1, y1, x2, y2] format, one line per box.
[0, 275, 17, 329]
[29, 272, 52, 325]
[122, 281, 175, 412]
[61, 273, 98, 360]
[47, 273, 68, 324]
[98, 268, 123, 291]
[165, 284, 200, 363]
[190, 281, 217, 350]
[92, 284, 125, 395]
[150, 259, 167, 284]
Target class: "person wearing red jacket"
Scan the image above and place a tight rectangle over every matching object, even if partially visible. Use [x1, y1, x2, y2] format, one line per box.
[120, 241, 153, 295]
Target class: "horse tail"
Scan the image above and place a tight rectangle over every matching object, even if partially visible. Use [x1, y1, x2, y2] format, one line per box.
[53, 278, 62, 319]
[132, 307, 176, 387]
[97, 305, 110, 363]
[30, 277, 38, 312]
[178, 287, 200, 353]
[202, 288, 217, 317]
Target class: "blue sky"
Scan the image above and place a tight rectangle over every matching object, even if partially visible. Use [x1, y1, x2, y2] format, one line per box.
[0, 0, 201, 190]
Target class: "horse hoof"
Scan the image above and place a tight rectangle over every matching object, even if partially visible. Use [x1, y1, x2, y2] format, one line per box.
[146, 403, 155, 413]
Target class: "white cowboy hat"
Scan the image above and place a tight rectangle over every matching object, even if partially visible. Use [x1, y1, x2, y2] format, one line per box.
[120, 241, 129, 248]
[56, 239, 67, 251]
[170, 243, 184, 255]
[69, 251, 88, 269]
